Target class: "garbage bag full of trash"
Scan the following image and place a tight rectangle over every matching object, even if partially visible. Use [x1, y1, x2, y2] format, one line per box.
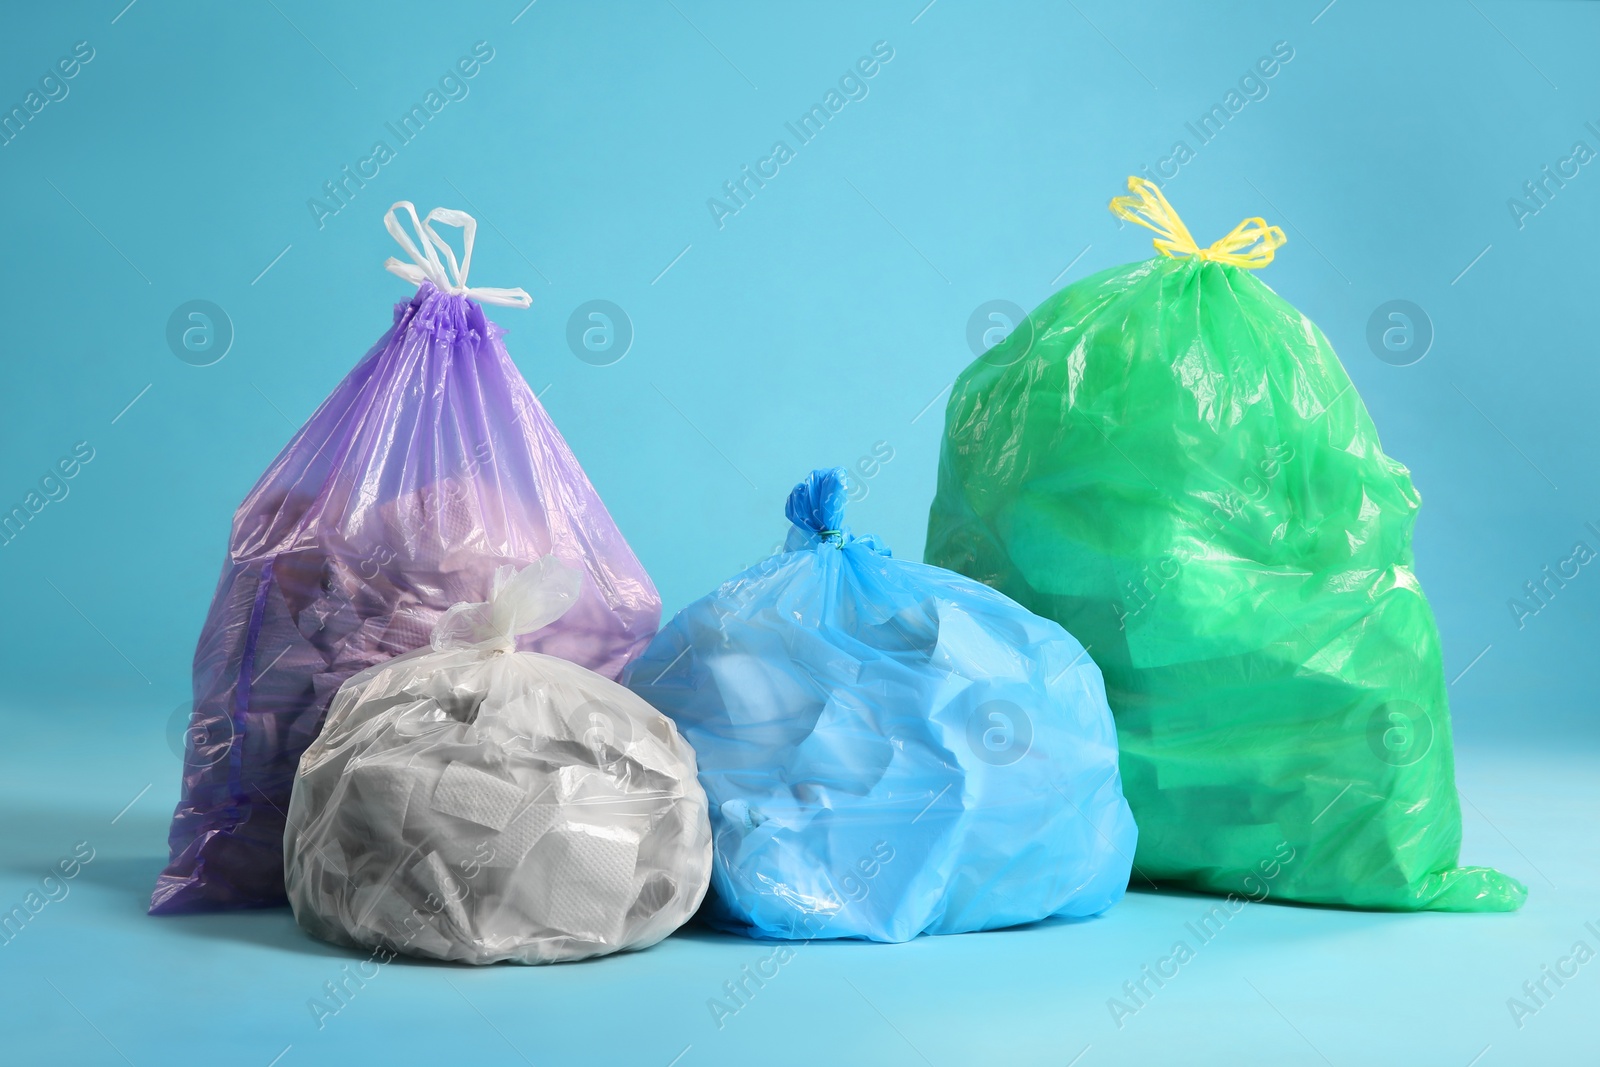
[285, 557, 710, 964]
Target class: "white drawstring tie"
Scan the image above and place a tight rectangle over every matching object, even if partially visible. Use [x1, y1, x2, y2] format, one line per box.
[383, 201, 532, 309]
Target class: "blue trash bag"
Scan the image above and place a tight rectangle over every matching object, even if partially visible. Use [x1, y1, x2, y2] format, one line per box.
[624, 468, 1137, 943]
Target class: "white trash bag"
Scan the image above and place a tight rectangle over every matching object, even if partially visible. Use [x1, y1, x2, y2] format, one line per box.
[284, 557, 712, 964]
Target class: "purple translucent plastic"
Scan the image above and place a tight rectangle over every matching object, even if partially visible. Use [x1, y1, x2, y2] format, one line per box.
[151, 281, 660, 914]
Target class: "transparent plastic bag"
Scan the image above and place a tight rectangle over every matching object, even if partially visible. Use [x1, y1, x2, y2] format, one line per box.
[626, 469, 1136, 943]
[285, 557, 712, 964]
[153, 204, 660, 914]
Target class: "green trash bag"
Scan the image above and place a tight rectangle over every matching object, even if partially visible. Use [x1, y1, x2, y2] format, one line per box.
[925, 177, 1526, 912]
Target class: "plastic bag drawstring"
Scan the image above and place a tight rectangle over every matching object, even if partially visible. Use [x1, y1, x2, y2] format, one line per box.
[383, 201, 533, 308]
[1109, 176, 1286, 269]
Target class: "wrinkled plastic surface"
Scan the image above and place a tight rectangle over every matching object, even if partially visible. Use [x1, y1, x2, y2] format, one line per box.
[926, 254, 1526, 911]
[626, 469, 1136, 943]
[154, 282, 660, 914]
[285, 558, 711, 964]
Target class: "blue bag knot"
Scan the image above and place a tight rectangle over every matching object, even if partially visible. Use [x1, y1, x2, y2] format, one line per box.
[785, 468, 849, 541]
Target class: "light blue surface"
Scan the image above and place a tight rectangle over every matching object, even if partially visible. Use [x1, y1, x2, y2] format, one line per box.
[2, 0, 1598, 1062]
[3, 708, 1593, 1064]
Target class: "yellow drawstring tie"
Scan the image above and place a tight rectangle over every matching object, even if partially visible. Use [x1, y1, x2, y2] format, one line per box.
[1109, 176, 1287, 269]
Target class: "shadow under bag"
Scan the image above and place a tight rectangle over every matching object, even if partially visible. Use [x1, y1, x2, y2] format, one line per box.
[926, 178, 1526, 911]
[153, 204, 660, 914]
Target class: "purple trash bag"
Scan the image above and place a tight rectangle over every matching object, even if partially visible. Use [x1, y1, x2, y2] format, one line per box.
[151, 203, 661, 914]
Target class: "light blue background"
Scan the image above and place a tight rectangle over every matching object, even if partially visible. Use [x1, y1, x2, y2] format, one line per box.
[2, 2, 1596, 1064]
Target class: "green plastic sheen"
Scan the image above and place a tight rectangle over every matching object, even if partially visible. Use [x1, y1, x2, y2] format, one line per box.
[926, 254, 1526, 912]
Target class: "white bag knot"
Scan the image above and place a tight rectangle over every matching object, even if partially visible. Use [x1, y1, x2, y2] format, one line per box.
[383, 201, 532, 309]
[432, 556, 584, 652]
